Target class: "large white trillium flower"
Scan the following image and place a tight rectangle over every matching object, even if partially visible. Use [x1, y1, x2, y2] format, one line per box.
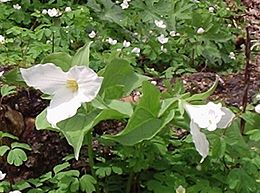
[0, 170, 6, 180]
[20, 63, 103, 127]
[184, 102, 235, 162]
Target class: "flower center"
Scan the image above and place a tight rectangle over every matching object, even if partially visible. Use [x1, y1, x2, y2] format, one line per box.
[66, 79, 78, 92]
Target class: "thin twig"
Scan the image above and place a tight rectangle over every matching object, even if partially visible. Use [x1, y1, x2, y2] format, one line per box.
[240, 27, 251, 135]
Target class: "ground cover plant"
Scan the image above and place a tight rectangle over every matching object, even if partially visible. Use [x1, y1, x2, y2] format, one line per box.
[0, 0, 260, 193]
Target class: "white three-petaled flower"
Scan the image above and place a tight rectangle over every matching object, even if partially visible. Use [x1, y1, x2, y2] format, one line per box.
[184, 102, 235, 162]
[157, 34, 168, 44]
[20, 63, 103, 127]
[0, 170, 6, 181]
[9, 191, 22, 193]
[154, 20, 166, 28]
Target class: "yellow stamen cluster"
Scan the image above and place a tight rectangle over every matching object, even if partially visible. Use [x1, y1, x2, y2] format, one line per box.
[66, 79, 78, 92]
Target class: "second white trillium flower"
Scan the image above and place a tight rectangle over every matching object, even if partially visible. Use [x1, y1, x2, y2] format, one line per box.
[184, 102, 235, 162]
[20, 63, 103, 127]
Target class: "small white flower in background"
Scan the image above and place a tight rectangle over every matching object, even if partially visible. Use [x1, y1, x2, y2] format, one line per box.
[197, 27, 205, 34]
[0, 0, 11, 2]
[208, 6, 215, 13]
[46, 40, 52, 44]
[42, 9, 47, 14]
[170, 31, 176, 37]
[131, 47, 140, 54]
[150, 80, 157, 85]
[184, 102, 235, 162]
[13, 4, 21, 10]
[227, 24, 232, 28]
[255, 104, 260, 113]
[176, 185, 186, 193]
[256, 94, 260, 100]
[160, 45, 167, 53]
[0, 71, 4, 77]
[123, 40, 131, 48]
[154, 20, 166, 28]
[0, 35, 5, 44]
[120, 0, 130, 9]
[115, 1, 120, 4]
[169, 31, 180, 37]
[64, 6, 72, 12]
[20, 63, 103, 127]
[0, 170, 6, 180]
[88, 31, 96, 39]
[229, 52, 236, 60]
[133, 32, 138, 36]
[9, 191, 22, 193]
[116, 48, 122, 52]
[106, 37, 117, 45]
[48, 8, 61, 17]
[157, 34, 168, 44]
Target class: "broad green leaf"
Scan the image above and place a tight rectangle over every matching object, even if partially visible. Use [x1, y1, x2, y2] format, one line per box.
[138, 81, 161, 117]
[211, 137, 226, 159]
[103, 85, 125, 100]
[41, 52, 72, 71]
[79, 174, 96, 193]
[71, 41, 92, 67]
[100, 58, 149, 96]
[159, 97, 178, 117]
[107, 100, 133, 117]
[186, 76, 219, 101]
[57, 111, 99, 160]
[93, 109, 128, 126]
[35, 109, 56, 131]
[0, 145, 10, 156]
[7, 148, 27, 166]
[104, 108, 162, 145]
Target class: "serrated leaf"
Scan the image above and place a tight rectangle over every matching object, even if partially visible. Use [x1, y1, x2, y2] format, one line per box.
[11, 142, 31, 150]
[79, 174, 96, 193]
[0, 145, 10, 156]
[7, 148, 27, 166]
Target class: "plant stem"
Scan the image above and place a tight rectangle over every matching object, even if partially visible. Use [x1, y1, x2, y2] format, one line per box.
[240, 27, 251, 135]
[126, 171, 134, 193]
[86, 131, 100, 193]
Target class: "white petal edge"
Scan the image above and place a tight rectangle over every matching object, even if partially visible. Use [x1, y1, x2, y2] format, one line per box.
[47, 87, 80, 127]
[217, 107, 235, 128]
[0, 170, 6, 180]
[190, 120, 209, 163]
[20, 63, 67, 95]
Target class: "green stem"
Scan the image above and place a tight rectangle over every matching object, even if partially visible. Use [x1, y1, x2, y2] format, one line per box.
[126, 171, 134, 193]
[86, 131, 100, 193]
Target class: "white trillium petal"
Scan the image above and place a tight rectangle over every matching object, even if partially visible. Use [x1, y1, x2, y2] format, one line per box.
[0, 170, 6, 180]
[190, 120, 209, 163]
[0, 71, 4, 77]
[20, 63, 67, 95]
[217, 107, 235, 128]
[68, 66, 103, 102]
[47, 87, 81, 127]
